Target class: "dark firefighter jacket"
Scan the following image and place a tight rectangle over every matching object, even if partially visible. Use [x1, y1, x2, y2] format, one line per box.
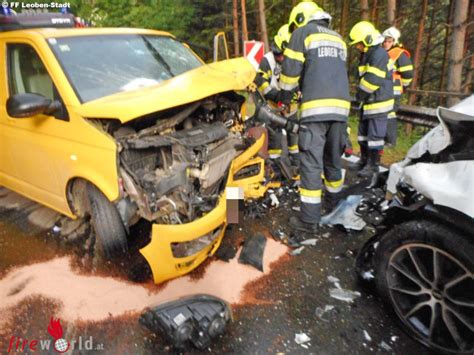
[356, 45, 394, 119]
[280, 20, 351, 123]
[254, 52, 281, 103]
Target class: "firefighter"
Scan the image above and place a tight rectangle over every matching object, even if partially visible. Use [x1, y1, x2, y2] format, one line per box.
[382, 27, 414, 146]
[349, 21, 394, 177]
[280, 1, 351, 234]
[254, 24, 299, 164]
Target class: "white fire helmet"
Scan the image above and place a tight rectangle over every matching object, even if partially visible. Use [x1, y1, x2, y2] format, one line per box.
[382, 26, 401, 44]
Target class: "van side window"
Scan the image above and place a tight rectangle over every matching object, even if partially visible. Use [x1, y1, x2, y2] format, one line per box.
[8, 43, 54, 100]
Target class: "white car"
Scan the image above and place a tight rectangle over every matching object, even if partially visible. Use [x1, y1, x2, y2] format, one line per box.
[356, 96, 474, 354]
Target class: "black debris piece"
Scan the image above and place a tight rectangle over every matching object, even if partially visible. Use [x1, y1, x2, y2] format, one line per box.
[238, 233, 267, 271]
[215, 243, 238, 262]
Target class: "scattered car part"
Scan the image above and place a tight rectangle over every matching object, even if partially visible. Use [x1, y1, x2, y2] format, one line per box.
[289, 246, 305, 256]
[315, 305, 335, 322]
[294, 332, 311, 345]
[320, 195, 366, 231]
[300, 238, 317, 246]
[139, 294, 232, 350]
[238, 234, 266, 271]
[215, 243, 238, 262]
[329, 288, 361, 303]
[356, 188, 387, 226]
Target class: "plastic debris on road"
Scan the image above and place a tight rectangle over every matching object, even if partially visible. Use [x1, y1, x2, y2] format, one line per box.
[289, 246, 305, 256]
[269, 193, 280, 208]
[363, 330, 372, 342]
[315, 305, 335, 322]
[329, 288, 361, 303]
[327, 276, 340, 284]
[320, 195, 366, 231]
[362, 270, 375, 280]
[380, 341, 392, 351]
[327, 276, 341, 289]
[271, 229, 286, 242]
[300, 238, 317, 246]
[294, 332, 311, 345]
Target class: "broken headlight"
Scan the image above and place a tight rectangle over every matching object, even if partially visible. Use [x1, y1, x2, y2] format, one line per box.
[139, 294, 232, 350]
[171, 225, 224, 258]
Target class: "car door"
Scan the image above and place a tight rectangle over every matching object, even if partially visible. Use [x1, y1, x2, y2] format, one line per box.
[0, 41, 68, 209]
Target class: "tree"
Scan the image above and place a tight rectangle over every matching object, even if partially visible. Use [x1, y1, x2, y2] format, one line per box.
[360, 0, 369, 20]
[446, 0, 469, 106]
[232, 0, 240, 56]
[371, 0, 379, 27]
[387, 0, 396, 25]
[408, 0, 428, 105]
[439, 0, 454, 92]
[257, 0, 269, 52]
[241, 0, 249, 41]
[339, 0, 349, 36]
[420, 3, 439, 90]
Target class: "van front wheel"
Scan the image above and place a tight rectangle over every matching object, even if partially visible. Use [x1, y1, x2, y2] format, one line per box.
[87, 184, 128, 259]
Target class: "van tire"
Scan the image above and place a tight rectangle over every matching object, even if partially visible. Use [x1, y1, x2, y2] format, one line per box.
[86, 184, 128, 259]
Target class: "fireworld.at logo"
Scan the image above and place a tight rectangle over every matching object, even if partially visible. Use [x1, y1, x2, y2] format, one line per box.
[6, 317, 104, 352]
[47, 318, 69, 353]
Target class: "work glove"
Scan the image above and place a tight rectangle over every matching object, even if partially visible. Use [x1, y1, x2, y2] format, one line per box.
[277, 90, 293, 107]
[355, 89, 370, 104]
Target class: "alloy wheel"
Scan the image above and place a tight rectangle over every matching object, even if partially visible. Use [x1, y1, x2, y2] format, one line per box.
[386, 243, 474, 353]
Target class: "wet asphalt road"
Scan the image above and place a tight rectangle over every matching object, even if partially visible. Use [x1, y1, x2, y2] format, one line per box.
[0, 169, 430, 354]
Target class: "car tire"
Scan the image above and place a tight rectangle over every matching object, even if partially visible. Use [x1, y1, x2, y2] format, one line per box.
[87, 183, 128, 259]
[374, 220, 474, 354]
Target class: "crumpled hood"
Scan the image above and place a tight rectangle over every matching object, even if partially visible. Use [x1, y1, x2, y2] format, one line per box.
[402, 161, 474, 218]
[75, 58, 256, 123]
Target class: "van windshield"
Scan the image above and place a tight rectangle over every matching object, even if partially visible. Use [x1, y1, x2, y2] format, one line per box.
[49, 34, 203, 103]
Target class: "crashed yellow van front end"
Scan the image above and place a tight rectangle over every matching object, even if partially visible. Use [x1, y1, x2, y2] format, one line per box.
[0, 27, 271, 285]
[141, 134, 267, 284]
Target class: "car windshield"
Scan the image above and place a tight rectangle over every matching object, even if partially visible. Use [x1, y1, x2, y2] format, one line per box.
[48, 34, 203, 103]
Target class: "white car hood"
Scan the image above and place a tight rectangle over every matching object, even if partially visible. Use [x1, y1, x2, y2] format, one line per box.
[402, 161, 474, 218]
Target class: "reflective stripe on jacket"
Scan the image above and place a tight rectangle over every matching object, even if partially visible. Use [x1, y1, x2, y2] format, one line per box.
[388, 47, 413, 96]
[254, 52, 282, 102]
[357, 45, 394, 118]
[280, 20, 350, 123]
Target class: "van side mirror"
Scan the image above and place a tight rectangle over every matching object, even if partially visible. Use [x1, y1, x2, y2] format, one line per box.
[6, 93, 60, 118]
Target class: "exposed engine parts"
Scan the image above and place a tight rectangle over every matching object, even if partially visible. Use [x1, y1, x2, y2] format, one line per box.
[106, 93, 250, 225]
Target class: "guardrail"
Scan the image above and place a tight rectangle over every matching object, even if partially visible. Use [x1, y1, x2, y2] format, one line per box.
[397, 104, 438, 128]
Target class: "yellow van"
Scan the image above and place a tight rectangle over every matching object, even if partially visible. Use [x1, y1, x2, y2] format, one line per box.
[0, 13, 269, 283]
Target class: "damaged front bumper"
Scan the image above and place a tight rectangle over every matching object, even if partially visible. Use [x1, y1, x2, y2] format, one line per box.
[140, 134, 270, 284]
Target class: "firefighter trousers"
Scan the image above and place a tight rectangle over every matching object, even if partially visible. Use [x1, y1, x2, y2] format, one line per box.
[268, 129, 299, 160]
[298, 121, 346, 224]
[386, 95, 401, 146]
[358, 116, 388, 151]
